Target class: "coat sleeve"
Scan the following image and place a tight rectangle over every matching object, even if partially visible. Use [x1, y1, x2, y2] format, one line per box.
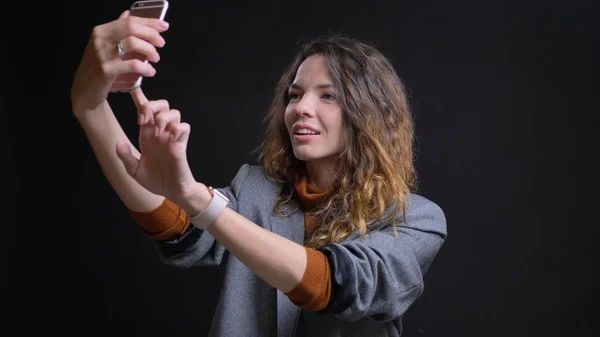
[153, 164, 251, 268]
[317, 194, 447, 322]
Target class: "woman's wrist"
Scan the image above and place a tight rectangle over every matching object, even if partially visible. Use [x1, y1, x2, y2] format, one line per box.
[176, 182, 213, 217]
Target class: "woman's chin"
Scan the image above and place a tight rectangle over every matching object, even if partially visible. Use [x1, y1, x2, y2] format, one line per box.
[292, 148, 316, 162]
[293, 150, 338, 165]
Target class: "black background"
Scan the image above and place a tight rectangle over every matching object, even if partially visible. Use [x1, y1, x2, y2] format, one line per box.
[4, 0, 598, 336]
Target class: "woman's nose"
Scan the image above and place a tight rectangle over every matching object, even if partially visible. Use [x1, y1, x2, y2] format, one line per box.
[294, 94, 316, 117]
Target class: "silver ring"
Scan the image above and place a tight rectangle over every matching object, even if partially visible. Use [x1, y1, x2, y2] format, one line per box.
[117, 40, 126, 56]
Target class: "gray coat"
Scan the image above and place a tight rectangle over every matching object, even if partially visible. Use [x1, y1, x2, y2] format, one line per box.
[155, 164, 447, 337]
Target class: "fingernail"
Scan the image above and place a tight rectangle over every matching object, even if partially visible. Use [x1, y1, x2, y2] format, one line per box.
[159, 21, 169, 29]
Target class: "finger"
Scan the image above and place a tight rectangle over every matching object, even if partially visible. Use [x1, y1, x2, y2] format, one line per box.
[118, 36, 161, 63]
[109, 17, 168, 47]
[155, 109, 181, 137]
[125, 15, 169, 32]
[165, 122, 191, 143]
[139, 99, 170, 126]
[130, 87, 149, 111]
[115, 140, 140, 178]
[118, 10, 129, 19]
[113, 72, 144, 82]
[104, 58, 156, 78]
[173, 122, 191, 144]
[165, 122, 187, 143]
[165, 122, 179, 141]
[109, 80, 142, 94]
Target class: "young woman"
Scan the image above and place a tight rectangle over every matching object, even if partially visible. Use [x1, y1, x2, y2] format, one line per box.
[71, 10, 447, 337]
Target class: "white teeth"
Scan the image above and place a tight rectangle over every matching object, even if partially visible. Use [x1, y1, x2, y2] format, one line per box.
[295, 128, 319, 135]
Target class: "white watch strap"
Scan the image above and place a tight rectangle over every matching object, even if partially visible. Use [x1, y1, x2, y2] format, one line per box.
[190, 187, 230, 230]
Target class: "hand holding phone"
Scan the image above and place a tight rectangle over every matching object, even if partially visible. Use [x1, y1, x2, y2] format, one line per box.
[110, 0, 169, 93]
[71, 0, 169, 115]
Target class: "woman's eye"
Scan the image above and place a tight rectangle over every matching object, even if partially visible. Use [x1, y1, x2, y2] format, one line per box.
[288, 93, 300, 101]
[322, 93, 336, 100]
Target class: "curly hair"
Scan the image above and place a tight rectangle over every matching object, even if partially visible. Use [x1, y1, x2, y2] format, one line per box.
[256, 34, 417, 248]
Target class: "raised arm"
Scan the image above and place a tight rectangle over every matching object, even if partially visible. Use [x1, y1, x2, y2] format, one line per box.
[71, 10, 169, 212]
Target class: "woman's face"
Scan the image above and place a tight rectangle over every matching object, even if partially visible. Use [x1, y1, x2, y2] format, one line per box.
[284, 55, 344, 167]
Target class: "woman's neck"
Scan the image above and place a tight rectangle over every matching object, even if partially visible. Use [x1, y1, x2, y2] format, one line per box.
[305, 159, 336, 191]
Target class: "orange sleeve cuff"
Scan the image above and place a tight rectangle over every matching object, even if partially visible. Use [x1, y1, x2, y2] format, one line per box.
[285, 247, 334, 312]
[127, 198, 191, 241]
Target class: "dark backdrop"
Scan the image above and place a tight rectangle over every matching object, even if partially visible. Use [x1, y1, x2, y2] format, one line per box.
[5, 0, 598, 336]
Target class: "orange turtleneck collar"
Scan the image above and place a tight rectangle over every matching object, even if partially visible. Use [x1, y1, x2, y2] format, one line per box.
[294, 172, 333, 235]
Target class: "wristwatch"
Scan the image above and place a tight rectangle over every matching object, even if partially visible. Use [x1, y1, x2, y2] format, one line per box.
[190, 186, 230, 230]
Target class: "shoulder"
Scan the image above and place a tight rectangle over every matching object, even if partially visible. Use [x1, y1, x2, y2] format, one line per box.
[220, 164, 284, 202]
[406, 194, 446, 222]
[400, 193, 447, 236]
[372, 193, 446, 236]
[229, 164, 276, 188]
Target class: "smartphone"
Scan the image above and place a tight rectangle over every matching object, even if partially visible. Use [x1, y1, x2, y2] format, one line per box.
[111, 0, 169, 93]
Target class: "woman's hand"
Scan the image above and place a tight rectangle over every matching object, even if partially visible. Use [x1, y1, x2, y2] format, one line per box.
[70, 10, 168, 117]
[115, 88, 200, 205]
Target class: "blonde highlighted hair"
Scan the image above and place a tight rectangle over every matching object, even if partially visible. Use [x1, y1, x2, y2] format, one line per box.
[256, 34, 417, 248]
